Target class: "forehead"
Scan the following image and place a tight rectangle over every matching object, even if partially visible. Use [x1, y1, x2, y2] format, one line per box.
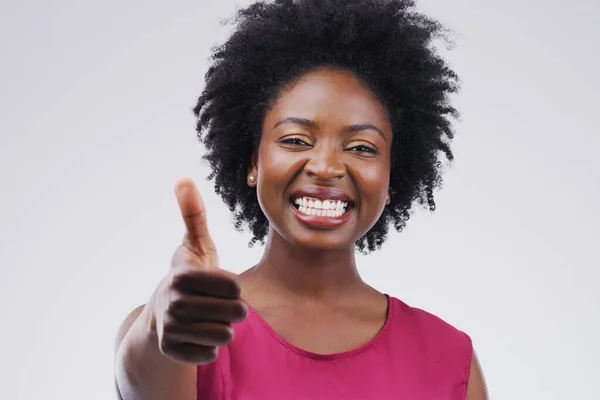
[266, 69, 390, 129]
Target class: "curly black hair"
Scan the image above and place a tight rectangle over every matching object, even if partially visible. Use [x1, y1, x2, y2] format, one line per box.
[193, 0, 460, 253]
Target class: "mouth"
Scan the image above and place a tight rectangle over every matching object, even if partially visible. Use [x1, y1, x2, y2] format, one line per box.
[288, 187, 355, 229]
[290, 197, 352, 217]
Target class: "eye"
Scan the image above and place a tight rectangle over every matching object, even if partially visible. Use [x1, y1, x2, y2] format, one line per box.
[347, 144, 378, 154]
[280, 137, 310, 146]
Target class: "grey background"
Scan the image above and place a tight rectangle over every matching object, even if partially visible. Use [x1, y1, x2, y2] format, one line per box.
[1, 0, 598, 399]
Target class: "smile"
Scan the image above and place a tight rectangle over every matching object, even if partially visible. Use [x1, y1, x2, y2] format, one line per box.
[289, 194, 355, 229]
[292, 197, 349, 217]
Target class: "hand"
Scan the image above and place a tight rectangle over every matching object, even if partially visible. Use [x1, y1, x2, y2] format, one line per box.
[150, 178, 247, 365]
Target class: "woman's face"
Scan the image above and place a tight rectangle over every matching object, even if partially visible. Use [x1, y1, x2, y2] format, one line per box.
[251, 68, 393, 251]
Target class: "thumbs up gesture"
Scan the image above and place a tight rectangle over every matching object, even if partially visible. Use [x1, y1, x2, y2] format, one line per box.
[149, 178, 248, 365]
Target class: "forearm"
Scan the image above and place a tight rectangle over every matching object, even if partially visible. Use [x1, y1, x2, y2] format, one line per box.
[115, 306, 197, 400]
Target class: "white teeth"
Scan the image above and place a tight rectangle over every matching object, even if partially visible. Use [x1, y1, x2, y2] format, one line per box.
[294, 196, 350, 218]
[293, 197, 348, 209]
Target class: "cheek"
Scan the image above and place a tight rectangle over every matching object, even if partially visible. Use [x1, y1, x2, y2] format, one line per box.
[257, 144, 294, 184]
[360, 165, 384, 184]
[260, 151, 289, 177]
[256, 144, 307, 209]
[354, 162, 390, 204]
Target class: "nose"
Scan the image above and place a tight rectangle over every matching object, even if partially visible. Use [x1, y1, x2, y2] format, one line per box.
[304, 144, 346, 181]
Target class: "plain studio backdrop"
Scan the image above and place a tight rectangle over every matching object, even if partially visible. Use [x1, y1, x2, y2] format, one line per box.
[1, 0, 598, 399]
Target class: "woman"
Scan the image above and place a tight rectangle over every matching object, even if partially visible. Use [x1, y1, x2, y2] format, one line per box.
[115, 0, 488, 399]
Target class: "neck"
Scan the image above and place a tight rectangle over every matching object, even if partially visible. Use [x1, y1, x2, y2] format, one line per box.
[248, 230, 365, 302]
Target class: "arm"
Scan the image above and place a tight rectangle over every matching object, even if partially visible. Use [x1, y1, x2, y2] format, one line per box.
[465, 351, 488, 400]
[114, 179, 245, 400]
[114, 305, 144, 400]
[114, 302, 197, 400]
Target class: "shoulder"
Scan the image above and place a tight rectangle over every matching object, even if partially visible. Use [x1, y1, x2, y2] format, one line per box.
[388, 296, 473, 380]
[391, 296, 471, 347]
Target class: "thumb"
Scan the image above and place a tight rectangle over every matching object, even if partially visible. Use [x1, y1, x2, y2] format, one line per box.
[174, 178, 219, 268]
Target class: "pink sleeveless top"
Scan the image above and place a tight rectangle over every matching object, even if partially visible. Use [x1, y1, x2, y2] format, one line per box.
[197, 295, 472, 400]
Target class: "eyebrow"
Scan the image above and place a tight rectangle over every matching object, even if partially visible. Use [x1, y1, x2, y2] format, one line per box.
[274, 117, 316, 129]
[273, 117, 387, 140]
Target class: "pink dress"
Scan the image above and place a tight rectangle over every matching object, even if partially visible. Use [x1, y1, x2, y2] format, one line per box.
[197, 295, 472, 400]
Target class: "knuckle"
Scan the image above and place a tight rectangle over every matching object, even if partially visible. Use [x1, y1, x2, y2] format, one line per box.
[190, 346, 219, 365]
[158, 336, 175, 355]
[214, 326, 234, 345]
[161, 315, 180, 334]
[168, 268, 189, 289]
[168, 294, 187, 315]
[200, 347, 219, 364]
[160, 337, 219, 365]
[231, 302, 248, 321]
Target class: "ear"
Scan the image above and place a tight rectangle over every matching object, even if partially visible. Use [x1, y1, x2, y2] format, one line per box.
[385, 192, 391, 205]
[247, 150, 258, 187]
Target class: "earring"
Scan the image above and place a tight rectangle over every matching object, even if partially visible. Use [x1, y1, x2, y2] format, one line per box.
[248, 176, 256, 184]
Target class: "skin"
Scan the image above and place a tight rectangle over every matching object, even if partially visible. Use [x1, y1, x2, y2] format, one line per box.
[240, 69, 393, 353]
[114, 68, 488, 399]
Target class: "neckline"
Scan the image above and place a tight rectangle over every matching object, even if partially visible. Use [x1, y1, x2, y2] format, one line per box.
[243, 294, 394, 361]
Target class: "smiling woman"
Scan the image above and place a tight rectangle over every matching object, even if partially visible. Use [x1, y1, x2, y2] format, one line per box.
[253, 69, 393, 250]
[114, 1, 488, 399]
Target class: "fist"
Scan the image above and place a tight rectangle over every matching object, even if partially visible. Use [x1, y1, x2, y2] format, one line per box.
[151, 178, 247, 365]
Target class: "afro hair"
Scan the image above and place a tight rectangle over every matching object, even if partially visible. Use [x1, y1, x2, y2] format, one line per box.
[193, 0, 460, 253]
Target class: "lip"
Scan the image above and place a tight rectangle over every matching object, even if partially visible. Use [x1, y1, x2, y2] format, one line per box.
[289, 187, 354, 203]
[289, 187, 355, 230]
[289, 203, 354, 229]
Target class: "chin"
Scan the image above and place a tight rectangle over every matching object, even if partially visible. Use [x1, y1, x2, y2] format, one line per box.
[284, 231, 357, 253]
[265, 207, 364, 253]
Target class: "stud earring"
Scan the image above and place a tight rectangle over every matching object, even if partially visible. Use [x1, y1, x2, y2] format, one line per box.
[249, 176, 256, 184]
